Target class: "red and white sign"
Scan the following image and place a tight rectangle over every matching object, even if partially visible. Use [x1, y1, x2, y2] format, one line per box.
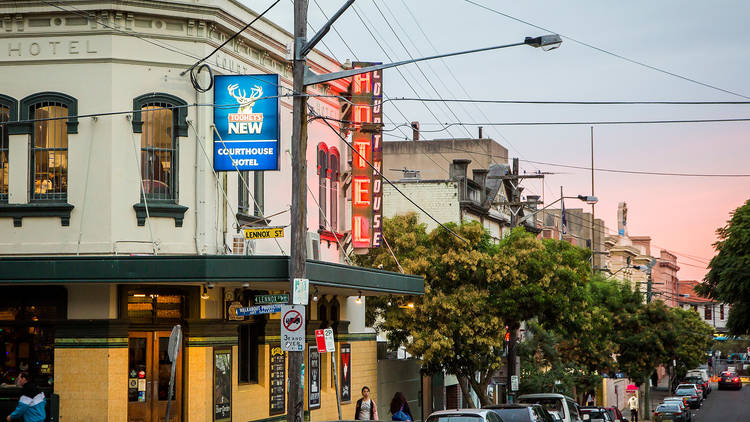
[281, 305, 305, 352]
[315, 328, 335, 353]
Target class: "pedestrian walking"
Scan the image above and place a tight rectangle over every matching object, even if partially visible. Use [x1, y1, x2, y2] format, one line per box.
[586, 393, 594, 406]
[6, 372, 45, 422]
[389, 392, 413, 421]
[627, 394, 638, 422]
[355, 386, 379, 420]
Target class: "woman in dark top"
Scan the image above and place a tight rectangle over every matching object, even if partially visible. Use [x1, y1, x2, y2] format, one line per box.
[389, 392, 412, 421]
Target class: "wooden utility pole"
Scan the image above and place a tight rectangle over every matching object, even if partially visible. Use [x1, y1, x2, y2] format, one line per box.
[289, 2, 308, 422]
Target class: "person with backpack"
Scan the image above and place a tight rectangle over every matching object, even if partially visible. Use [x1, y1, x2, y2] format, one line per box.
[355, 386, 379, 420]
[389, 392, 413, 421]
[6, 372, 45, 422]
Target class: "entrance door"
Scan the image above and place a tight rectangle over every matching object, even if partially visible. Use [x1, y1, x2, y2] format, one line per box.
[128, 332, 183, 422]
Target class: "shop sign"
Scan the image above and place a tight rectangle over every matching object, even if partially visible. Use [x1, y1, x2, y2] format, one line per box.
[254, 294, 288, 304]
[236, 304, 282, 316]
[269, 345, 286, 415]
[213, 348, 232, 422]
[281, 305, 305, 352]
[340, 343, 352, 402]
[213, 74, 280, 171]
[243, 226, 284, 239]
[309, 348, 321, 409]
[350, 62, 383, 250]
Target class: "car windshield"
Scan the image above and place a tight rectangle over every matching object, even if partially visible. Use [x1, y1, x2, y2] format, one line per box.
[580, 410, 606, 420]
[675, 388, 694, 396]
[488, 409, 530, 422]
[519, 398, 563, 413]
[427, 415, 484, 422]
[656, 404, 679, 413]
[684, 377, 702, 383]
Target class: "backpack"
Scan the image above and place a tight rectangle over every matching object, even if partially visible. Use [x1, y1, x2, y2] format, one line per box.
[393, 405, 411, 421]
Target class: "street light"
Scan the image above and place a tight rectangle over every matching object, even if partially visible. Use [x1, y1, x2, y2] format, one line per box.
[524, 34, 563, 51]
[577, 195, 598, 205]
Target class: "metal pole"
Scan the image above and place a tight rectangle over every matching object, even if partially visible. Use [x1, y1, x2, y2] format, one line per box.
[289, 2, 308, 422]
[332, 352, 342, 420]
[590, 126, 595, 272]
[559, 186, 563, 241]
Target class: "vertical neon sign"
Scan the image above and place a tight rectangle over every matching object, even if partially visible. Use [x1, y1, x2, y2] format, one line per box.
[350, 63, 383, 250]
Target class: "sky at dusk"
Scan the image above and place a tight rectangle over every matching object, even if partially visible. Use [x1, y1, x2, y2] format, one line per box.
[254, 0, 750, 281]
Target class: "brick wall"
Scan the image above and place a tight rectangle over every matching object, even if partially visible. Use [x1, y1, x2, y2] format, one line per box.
[383, 182, 459, 232]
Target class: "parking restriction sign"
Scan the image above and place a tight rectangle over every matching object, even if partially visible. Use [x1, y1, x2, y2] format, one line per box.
[281, 305, 305, 352]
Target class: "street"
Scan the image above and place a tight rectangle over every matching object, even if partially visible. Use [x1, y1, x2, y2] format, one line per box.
[692, 385, 749, 421]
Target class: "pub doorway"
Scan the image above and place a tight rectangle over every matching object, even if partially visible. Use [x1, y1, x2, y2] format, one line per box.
[128, 331, 182, 422]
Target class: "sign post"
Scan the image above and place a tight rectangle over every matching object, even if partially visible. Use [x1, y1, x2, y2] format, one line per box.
[315, 328, 340, 419]
[281, 305, 305, 352]
[165, 325, 182, 422]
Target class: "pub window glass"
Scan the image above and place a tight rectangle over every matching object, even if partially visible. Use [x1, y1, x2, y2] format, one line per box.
[0, 105, 8, 202]
[127, 291, 185, 323]
[238, 170, 250, 214]
[30, 103, 68, 201]
[328, 148, 340, 232]
[317, 144, 328, 230]
[141, 104, 177, 202]
[238, 324, 259, 383]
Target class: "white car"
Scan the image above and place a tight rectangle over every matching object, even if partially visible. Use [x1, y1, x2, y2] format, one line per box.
[519, 393, 582, 422]
[426, 409, 504, 422]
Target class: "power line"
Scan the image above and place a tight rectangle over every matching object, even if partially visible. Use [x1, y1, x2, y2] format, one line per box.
[386, 98, 750, 106]
[463, 0, 750, 101]
[386, 117, 750, 129]
[181, 0, 281, 76]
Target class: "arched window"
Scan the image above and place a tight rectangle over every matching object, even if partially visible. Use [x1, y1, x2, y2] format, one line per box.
[317, 143, 328, 230]
[19, 92, 78, 202]
[0, 94, 17, 203]
[328, 147, 340, 233]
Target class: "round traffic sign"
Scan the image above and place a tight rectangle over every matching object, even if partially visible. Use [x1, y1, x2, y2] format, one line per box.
[283, 309, 303, 332]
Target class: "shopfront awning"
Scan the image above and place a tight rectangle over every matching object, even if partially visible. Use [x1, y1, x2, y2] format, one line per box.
[0, 255, 423, 296]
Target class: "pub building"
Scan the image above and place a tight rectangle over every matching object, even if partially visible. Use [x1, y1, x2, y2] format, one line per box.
[0, 1, 423, 421]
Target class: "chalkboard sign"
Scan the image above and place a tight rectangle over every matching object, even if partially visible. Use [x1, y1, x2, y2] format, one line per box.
[309, 348, 321, 409]
[269, 344, 286, 415]
[213, 348, 232, 422]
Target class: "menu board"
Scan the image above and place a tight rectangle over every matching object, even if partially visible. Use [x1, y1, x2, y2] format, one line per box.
[214, 348, 232, 422]
[269, 344, 286, 415]
[308, 348, 321, 409]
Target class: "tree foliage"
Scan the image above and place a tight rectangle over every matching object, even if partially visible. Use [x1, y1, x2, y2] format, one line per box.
[696, 199, 750, 335]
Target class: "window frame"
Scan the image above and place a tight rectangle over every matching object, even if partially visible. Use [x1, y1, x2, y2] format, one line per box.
[0, 95, 16, 203]
[238, 322, 261, 384]
[20, 93, 78, 203]
[720, 304, 724, 320]
[704, 305, 712, 321]
[136, 103, 179, 203]
[238, 170, 251, 215]
[328, 147, 340, 233]
[317, 143, 329, 230]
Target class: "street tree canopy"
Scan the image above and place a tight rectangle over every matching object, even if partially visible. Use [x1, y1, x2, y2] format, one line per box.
[696, 199, 750, 335]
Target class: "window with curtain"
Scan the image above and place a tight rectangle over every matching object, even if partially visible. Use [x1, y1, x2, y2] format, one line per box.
[238, 170, 250, 214]
[317, 144, 328, 230]
[328, 148, 340, 233]
[704, 306, 711, 321]
[30, 103, 68, 201]
[720, 304, 724, 320]
[140, 103, 177, 202]
[0, 104, 8, 202]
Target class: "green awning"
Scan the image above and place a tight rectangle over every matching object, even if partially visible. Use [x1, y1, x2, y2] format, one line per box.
[0, 255, 423, 295]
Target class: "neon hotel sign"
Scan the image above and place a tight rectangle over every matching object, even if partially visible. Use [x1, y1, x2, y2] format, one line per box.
[351, 63, 383, 250]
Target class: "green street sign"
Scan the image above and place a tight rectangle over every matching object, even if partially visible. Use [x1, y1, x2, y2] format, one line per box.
[255, 294, 289, 304]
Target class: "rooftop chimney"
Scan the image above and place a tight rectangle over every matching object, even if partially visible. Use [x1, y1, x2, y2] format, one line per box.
[478, 126, 483, 139]
[411, 121, 420, 141]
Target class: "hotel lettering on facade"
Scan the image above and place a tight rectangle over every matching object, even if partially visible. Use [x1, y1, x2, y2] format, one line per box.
[0, 1, 421, 421]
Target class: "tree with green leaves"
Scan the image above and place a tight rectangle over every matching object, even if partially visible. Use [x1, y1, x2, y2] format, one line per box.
[696, 199, 750, 335]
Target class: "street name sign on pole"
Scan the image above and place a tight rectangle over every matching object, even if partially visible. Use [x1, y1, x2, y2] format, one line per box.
[293, 278, 309, 305]
[281, 305, 305, 352]
[236, 304, 283, 317]
[254, 294, 289, 305]
[243, 226, 285, 240]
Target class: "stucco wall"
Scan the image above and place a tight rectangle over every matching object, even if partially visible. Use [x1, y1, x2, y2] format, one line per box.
[383, 181, 459, 232]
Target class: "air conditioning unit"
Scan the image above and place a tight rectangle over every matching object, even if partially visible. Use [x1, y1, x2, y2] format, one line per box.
[307, 231, 320, 260]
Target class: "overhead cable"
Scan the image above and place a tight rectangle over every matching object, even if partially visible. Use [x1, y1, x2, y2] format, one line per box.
[386, 98, 750, 106]
[463, 0, 750, 100]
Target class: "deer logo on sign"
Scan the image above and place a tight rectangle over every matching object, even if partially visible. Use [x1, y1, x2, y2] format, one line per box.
[228, 83, 263, 114]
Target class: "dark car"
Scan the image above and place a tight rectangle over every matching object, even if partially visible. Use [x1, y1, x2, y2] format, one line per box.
[673, 385, 701, 409]
[718, 371, 742, 390]
[579, 407, 612, 422]
[604, 406, 627, 422]
[653, 403, 687, 422]
[682, 376, 708, 397]
[485, 404, 554, 422]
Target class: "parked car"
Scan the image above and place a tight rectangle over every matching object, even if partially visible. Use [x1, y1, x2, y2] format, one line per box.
[603, 406, 627, 422]
[718, 371, 743, 390]
[518, 394, 582, 422]
[685, 369, 711, 396]
[579, 407, 612, 421]
[653, 403, 688, 422]
[682, 376, 707, 397]
[675, 383, 702, 401]
[549, 413, 563, 422]
[427, 409, 506, 422]
[673, 385, 701, 409]
[662, 398, 691, 422]
[485, 403, 554, 422]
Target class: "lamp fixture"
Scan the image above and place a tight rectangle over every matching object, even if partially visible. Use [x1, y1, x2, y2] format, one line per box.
[355, 291, 362, 304]
[387, 295, 392, 307]
[201, 285, 209, 300]
[313, 288, 319, 302]
[242, 282, 250, 288]
[207, 281, 215, 289]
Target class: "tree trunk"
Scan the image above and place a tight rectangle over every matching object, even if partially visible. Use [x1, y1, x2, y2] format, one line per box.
[467, 371, 493, 407]
[457, 376, 476, 408]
